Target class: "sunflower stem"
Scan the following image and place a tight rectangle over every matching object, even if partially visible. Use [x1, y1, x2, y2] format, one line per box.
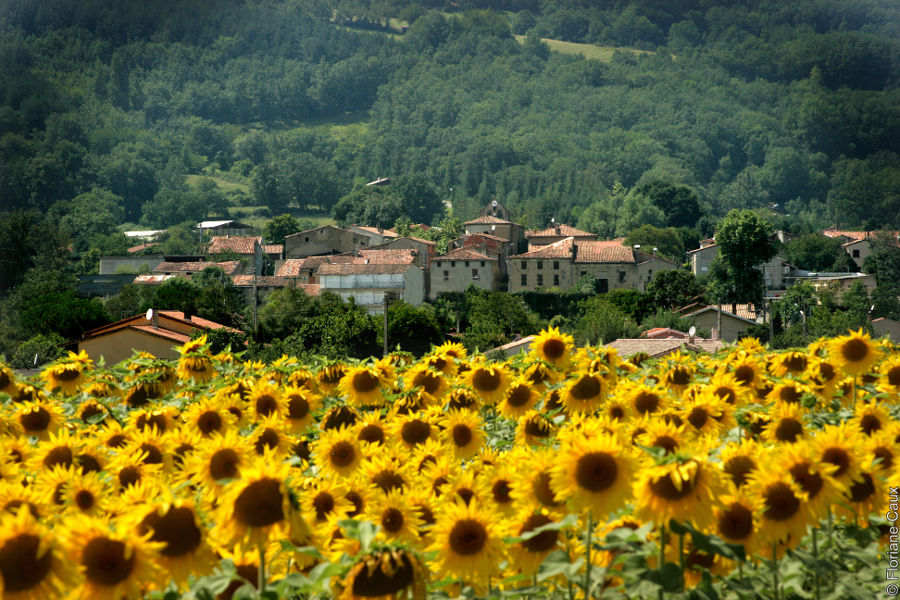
[678, 532, 685, 593]
[812, 527, 821, 600]
[258, 542, 266, 595]
[658, 522, 666, 600]
[585, 511, 593, 600]
[771, 542, 778, 600]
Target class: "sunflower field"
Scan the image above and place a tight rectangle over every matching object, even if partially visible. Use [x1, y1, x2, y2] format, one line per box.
[0, 327, 898, 600]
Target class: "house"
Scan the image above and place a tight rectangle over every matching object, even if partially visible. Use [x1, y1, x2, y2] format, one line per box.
[317, 262, 425, 314]
[73, 310, 241, 365]
[525, 224, 596, 249]
[348, 225, 399, 246]
[479, 199, 511, 221]
[489, 335, 536, 357]
[464, 216, 527, 253]
[429, 247, 501, 299]
[207, 236, 283, 263]
[807, 273, 877, 298]
[284, 225, 370, 258]
[152, 260, 243, 276]
[197, 220, 254, 237]
[366, 237, 436, 271]
[872, 317, 900, 342]
[675, 304, 759, 342]
[687, 242, 790, 290]
[822, 229, 900, 269]
[230, 275, 297, 305]
[507, 237, 678, 293]
[99, 254, 164, 275]
[127, 242, 161, 254]
[605, 337, 726, 359]
[274, 255, 355, 283]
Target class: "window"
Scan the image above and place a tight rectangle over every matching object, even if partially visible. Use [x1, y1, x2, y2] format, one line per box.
[537, 274, 544, 286]
[521, 260, 527, 269]
[597, 279, 609, 293]
[853, 249, 860, 258]
[618, 271, 626, 283]
[481, 261, 485, 267]
[554, 274, 560, 286]
[553, 261, 559, 269]
[537, 261, 543, 269]
[521, 274, 527, 286]
[465, 261, 470, 267]
[443, 270, 449, 281]
[580, 271, 587, 276]
[472, 269, 479, 280]
[450, 261, 455, 267]
[305, 237, 309, 242]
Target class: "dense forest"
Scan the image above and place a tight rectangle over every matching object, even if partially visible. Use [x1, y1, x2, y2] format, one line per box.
[2, 0, 900, 362]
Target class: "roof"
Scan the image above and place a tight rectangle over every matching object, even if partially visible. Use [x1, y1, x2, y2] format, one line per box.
[676, 304, 759, 325]
[275, 255, 355, 276]
[298, 284, 321, 296]
[153, 261, 242, 275]
[605, 338, 726, 358]
[285, 224, 351, 239]
[354, 249, 418, 265]
[127, 242, 160, 254]
[489, 335, 536, 355]
[642, 327, 689, 339]
[81, 310, 241, 341]
[197, 220, 251, 229]
[823, 229, 869, 241]
[318, 263, 416, 276]
[133, 274, 180, 285]
[351, 225, 399, 238]
[124, 230, 165, 238]
[464, 215, 515, 225]
[510, 238, 636, 263]
[457, 232, 509, 243]
[263, 244, 283, 255]
[231, 275, 295, 287]
[526, 224, 596, 239]
[434, 247, 497, 261]
[130, 325, 191, 343]
[208, 236, 261, 255]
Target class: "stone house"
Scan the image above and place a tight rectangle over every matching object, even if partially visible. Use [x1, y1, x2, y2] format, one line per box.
[688, 242, 789, 291]
[464, 216, 527, 253]
[284, 225, 370, 258]
[429, 247, 501, 299]
[525, 224, 596, 249]
[197, 220, 254, 237]
[317, 262, 425, 314]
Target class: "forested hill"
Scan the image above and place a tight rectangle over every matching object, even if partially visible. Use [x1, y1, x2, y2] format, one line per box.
[3, 0, 900, 245]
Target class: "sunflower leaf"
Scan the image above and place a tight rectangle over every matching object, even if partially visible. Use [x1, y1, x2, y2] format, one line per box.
[504, 513, 579, 543]
[669, 519, 745, 562]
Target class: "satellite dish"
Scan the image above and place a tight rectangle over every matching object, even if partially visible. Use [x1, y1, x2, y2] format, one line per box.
[491, 200, 498, 207]
[491, 225, 496, 231]
[689, 326, 696, 336]
[633, 244, 641, 250]
[145, 308, 154, 321]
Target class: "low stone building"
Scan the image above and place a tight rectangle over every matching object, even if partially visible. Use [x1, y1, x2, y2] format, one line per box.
[284, 225, 370, 258]
[274, 255, 354, 283]
[464, 215, 526, 253]
[525, 224, 596, 249]
[429, 247, 501, 299]
[507, 237, 678, 293]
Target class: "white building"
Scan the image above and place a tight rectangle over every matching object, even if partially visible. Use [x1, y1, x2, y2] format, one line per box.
[317, 263, 425, 314]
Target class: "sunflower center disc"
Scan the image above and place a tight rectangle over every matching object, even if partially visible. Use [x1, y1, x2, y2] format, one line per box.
[288, 396, 309, 419]
[888, 366, 900, 387]
[43, 446, 73, 469]
[575, 452, 618, 492]
[234, 478, 285, 527]
[198, 411, 222, 434]
[452, 424, 473, 447]
[83, 537, 135, 585]
[733, 365, 755, 384]
[20, 408, 50, 432]
[860, 414, 881, 435]
[0, 533, 53, 592]
[718, 503, 753, 540]
[779, 386, 802, 403]
[382, 508, 404, 532]
[849, 473, 875, 502]
[55, 368, 82, 382]
[785, 355, 807, 373]
[359, 425, 385, 445]
[351, 552, 415, 597]
[724, 455, 756, 488]
[412, 371, 441, 394]
[649, 470, 696, 501]
[75, 490, 95, 510]
[541, 338, 566, 359]
[570, 376, 601, 400]
[506, 386, 532, 407]
[634, 392, 659, 414]
[449, 519, 487, 556]
[774, 419, 803, 442]
[352, 371, 380, 393]
[141, 507, 202, 557]
[401, 420, 430, 445]
[654, 435, 678, 455]
[472, 369, 500, 392]
[255, 395, 277, 417]
[345, 491, 364, 517]
[524, 418, 550, 437]
[789, 462, 823, 498]
[520, 514, 558, 553]
[763, 482, 800, 521]
[313, 493, 335, 521]
[841, 338, 869, 362]
[210, 449, 240, 479]
[874, 448, 893, 469]
[492, 480, 512, 504]
[668, 367, 691, 386]
[821, 447, 850, 477]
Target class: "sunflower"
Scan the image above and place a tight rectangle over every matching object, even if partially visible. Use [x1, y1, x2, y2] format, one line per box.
[841, 468, 888, 522]
[27, 429, 82, 472]
[507, 508, 567, 576]
[352, 411, 387, 447]
[122, 426, 173, 471]
[335, 547, 427, 600]
[633, 457, 721, 529]
[175, 335, 216, 382]
[633, 418, 688, 457]
[321, 405, 360, 431]
[303, 476, 352, 525]
[707, 370, 749, 407]
[214, 457, 305, 548]
[107, 450, 163, 492]
[876, 355, 900, 399]
[41, 350, 92, 395]
[511, 448, 566, 514]
[766, 380, 813, 407]
[497, 376, 540, 419]
[865, 428, 900, 477]
[812, 423, 865, 485]
[283, 386, 320, 433]
[390, 412, 437, 451]
[769, 351, 809, 378]
[828, 328, 883, 377]
[530, 326, 574, 369]
[521, 361, 560, 392]
[367, 490, 422, 544]
[362, 451, 412, 494]
[662, 356, 694, 393]
[182, 399, 236, 438]
[681, 393, 734, 439]
[181, 431, 253, 498]
[247, 380, 283, 420]
[134, 494, 216, 590]
[427, 499, 505, 584]
[15, 400, 64, 440]
[761, 402, 808, 445]
[403, 364, 448, 401]
[444, 386, 481, 412]
[719, 438, 766, 489]
[419, 453, 457, 498]
[433, 341, 467, 361]
[443, 468, 492, 507]
[313, 427, 363, 479]
[63, 515, 163, 600]
[463, 362, 511, 405]
[550, 432, 635, 518]
[849, 401, 892, 436]
[809, 358, 841, 398]
[774, 442, 845, 523]
[515, 410, 557, 447]
[422, 351, 458, 378]
[561, 370, 606, 414]
[128, 406, 176, 434]
[710, 493, 761, 560]
[0, 364, 17, 396]
[32, 464, 79, 511]
[62, 471, 109, 518]
[745, 469, 811, 549]
[317, 363, 348, 395]
[441, 410, 484, 460]
[0, 505, 75, 600]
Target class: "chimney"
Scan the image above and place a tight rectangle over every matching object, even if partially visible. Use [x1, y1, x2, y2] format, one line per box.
[570, 240, 577, 260]
[151, 310, 159, 329]
[184, 310, 192, 322]
[711, 327, 719, 340]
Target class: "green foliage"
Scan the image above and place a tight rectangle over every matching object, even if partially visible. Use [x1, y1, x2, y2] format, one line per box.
[262, 214, 302, 245]
[385, 301, 443, 356]
[862, 231, 900, 285]
[632, 181, 703, 230]
[624, 224, 685, 261]
[783, 233, 850, 272]
[460, 287, 543, 352]
[7, 333, 66, 369]
[574, 296, 641, 345]
[708, 209, 776, 306]
[645, 269, 705, 310]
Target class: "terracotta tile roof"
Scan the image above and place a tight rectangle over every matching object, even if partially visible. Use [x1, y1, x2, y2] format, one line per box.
[510, 238, 636, 263]
[82, 310, 241, 340]
[207, 236, 261, 255]
[354, 249, 417, 265]
[127, 242, 160, 254]
[231, 275, 295, 287]
[512, 238, 576, 259]
[458, 233, 508, 243]
[318, 263, 414, 275]
[464, 215, 514, 225]
[154, 261, 242, 275]
[157, 311, 241, 331]
[263, 244, 283, 255]
[434, 248, 497, 261]
[298, 284, 320, 296]
[603, 338, 728, 358]
[276, 255, 355, 276]
[130, 325, 192, 343]
[676, 304, 759, 324]
[526, 224, 596, 239]
[133, 274, 180, 284]
[823, 229, 869, 241]
[351, 225, 399, 237]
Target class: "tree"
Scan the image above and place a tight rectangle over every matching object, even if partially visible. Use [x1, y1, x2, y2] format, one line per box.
[862, 231, 900, 285]
[55, 188, 124, 252]
[783, 233, 850, 272]
[708, 210, 776, 307]
[263, 214, 302, 245]
[645, 270, 705, 311]
[574, 297, 641, 345]
[385, 301, 443, 356]
[624, 224, 685, 261]
[633, 181, 703, 229]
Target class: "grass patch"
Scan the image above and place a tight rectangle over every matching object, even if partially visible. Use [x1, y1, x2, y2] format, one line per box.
[185, 174, 250, 194]
[512, 35, 653, 62]
[229, 206, 336, 231]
